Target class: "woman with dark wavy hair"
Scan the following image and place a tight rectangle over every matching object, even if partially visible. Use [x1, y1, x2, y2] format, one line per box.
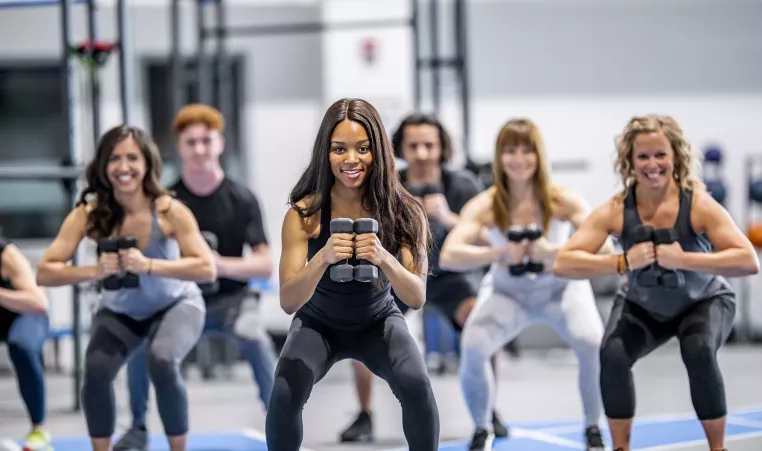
[36, 125, 216, 451]
[266, 98, 439, 450]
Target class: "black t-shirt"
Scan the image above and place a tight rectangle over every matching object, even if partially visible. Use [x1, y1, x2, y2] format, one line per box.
[399, 167, 484, 275]
[170, 177, 269, 299]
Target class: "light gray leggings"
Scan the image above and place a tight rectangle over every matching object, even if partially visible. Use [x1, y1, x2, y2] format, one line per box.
[459, 273, 605, 430]
[81, 300, 205, 438]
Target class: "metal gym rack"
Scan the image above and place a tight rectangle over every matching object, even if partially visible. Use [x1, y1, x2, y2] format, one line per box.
[0, 0, 133, 411]
[168, 0, 475, 166]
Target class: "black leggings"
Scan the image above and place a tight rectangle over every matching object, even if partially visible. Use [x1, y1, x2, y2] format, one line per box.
[600, 294, 735, 421]
[265, 311, 440, 451]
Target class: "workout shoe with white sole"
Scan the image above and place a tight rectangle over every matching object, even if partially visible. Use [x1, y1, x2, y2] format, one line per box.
[22, 428, 53, 451]
[468, 428, 494, 451]
[113, 425, 148, 451]
[585, 425, 606, 451]
[492, 410, 509, 438]
[339, 411, 374, 443]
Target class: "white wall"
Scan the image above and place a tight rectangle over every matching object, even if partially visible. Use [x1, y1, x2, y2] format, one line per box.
[0, 0, 761, 370]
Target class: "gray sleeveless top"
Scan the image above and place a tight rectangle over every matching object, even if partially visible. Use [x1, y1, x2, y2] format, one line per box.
[97, 210, 204, 320]
[618, 185, 734, 321]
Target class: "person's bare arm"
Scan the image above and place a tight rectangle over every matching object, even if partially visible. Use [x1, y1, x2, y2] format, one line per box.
[562, 187, 617, 255]
[0, 244, 49, 315]
[373, 210, 428, 310]
[37, 205, 100, 287]
[278, 207, 351, 314]
[215, 244, 274, 281]
[144, 199, 216, 282]
[553, 198, 622, 279]
[671, 191, 759, 277]
[439, 191, 504, 271]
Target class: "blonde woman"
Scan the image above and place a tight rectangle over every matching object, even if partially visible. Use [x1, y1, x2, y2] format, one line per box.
[554, 114, 759, 451]
[439, 118, 611, 451]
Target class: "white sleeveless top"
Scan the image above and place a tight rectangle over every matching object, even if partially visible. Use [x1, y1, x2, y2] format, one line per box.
[482, 215, 576, 306]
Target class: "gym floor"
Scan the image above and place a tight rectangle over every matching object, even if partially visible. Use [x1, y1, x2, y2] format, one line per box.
[0, 341, 761, 451]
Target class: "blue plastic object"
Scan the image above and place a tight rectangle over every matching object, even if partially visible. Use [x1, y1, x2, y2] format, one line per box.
[703, 146, 723, 164]
[749, 180, 762, 203]
[705, 180, 727, 205]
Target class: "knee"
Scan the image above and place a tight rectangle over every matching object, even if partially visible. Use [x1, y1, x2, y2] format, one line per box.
[147, 348, 180, 384]
[388, 364, 436, 406]
[460, 326, 492, 365]
[6, 338, 39, 363]
[575, 333, 603, 363]
[680, 335, 717, 369]
[269, 358, 316, 413]
[599, 338, 632, 374]
[82, 354, 118, 391]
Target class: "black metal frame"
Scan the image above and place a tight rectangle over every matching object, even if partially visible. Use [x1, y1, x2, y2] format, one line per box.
[168, 0, 473, 164]
[0, 0, 133, 411]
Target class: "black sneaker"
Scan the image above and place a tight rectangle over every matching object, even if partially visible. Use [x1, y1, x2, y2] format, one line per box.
[492, 410, 509, 438]
[585, 425, 606, 451]
[468, 428, 494, 451]
[339, 411, 374, 443]
[113, 425, 148, 451]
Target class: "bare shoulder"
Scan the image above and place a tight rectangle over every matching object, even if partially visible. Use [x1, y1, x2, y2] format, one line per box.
[459, 188, 495, 225]
[550, 184, 588, 220]
[288, 195, 321, 239]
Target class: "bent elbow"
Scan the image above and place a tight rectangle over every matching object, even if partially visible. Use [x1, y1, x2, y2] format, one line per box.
[200, 261, 217, 283]
[552, 254, 571, 277]
[438, 250, 455, 271]
[35, 265, 53, 287]
[744, 252, 760, 276]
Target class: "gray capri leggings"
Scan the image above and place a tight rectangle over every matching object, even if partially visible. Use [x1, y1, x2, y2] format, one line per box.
[82, 300, 204, 438]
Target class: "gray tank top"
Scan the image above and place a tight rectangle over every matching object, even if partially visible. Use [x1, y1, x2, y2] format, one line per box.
[619, 185, 734, 321]
[97, 210, 204, 321]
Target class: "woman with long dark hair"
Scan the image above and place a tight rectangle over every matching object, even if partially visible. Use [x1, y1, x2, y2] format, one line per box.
[37, 125, 216, 451]
[266, 98, 439, 450]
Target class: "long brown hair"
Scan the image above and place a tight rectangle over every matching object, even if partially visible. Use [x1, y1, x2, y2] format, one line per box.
[491, 118, 554, 233]
[289, 98, 432, 276]
[77, 125, 170, 239]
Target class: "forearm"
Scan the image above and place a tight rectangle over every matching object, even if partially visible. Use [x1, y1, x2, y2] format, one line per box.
[216, 255, 274, 281]
[279, 250, 330, 314]
[36, 262, 99, 287]
[681, 249, 760, 277]
[553, 250, 620, 279]
[0, 288, 47, 315]
[149, 257, 216, 283]
[379, 254, 426, 310]
[439, 244, 501, 271]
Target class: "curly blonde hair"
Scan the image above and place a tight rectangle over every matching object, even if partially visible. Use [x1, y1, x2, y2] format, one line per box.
[614, 114, 704, 198]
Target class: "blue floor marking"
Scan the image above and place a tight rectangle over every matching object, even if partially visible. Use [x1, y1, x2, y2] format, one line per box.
[8, 432, 267, 451]
[7, 408, 762, 450]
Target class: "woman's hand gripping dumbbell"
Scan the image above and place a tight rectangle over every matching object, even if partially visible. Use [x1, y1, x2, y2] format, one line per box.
[327, 218, 381, 283]
[505, 224, 546, 276]
[97, 236, 141, 290]
[629, 225, 685, 289]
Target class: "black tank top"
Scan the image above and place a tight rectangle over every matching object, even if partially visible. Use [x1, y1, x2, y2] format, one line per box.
[0, 239, 18, 323]
[619, 185, 734, 321]
[299, 197, 397, 329]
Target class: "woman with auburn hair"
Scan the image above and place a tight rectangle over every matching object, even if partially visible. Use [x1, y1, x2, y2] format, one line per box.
[439, 118, 611, 451]
[553, 114, 758, 451]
